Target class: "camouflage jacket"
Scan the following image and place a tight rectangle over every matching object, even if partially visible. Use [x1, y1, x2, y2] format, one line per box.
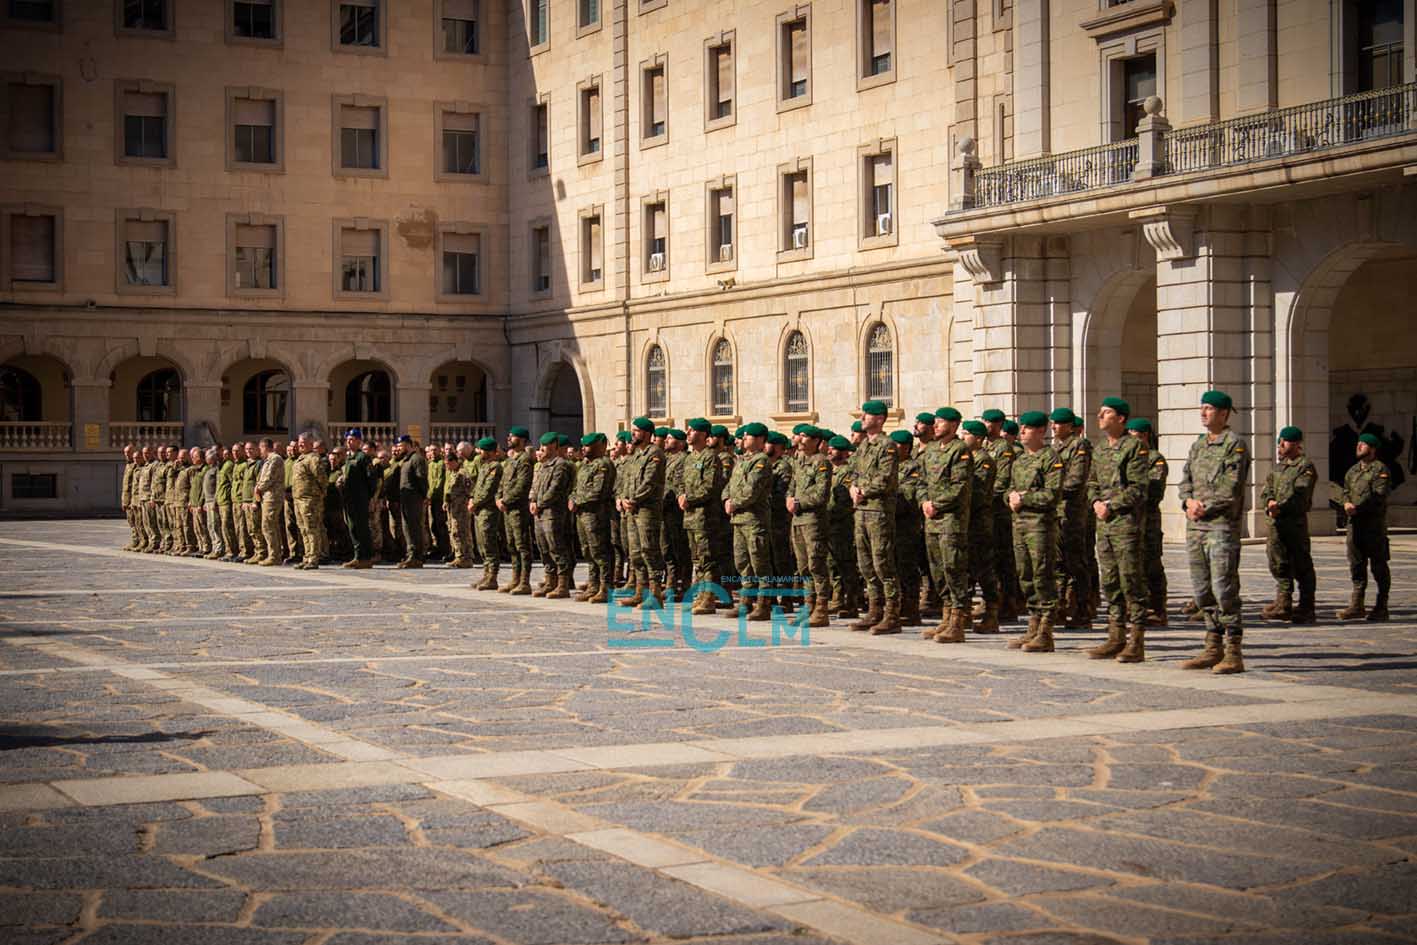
[853, 434, 899, 512]
[680, 449, 726, 521]
[725, 450, 772, 524]
[1178, 429, 1250, 526]
[921, 437, 972, 518]
[498, 449, 533, 505]
[968, 442, 995, 529]
[1343, 458, 1390, 527]
[444, 465, 474, 510]
[572, 455, 615, 510]
[1009, 446, 1064, 518]
[1144, 449, 1168, 513]
[789, 451, 832, 523]
[897, 453, 925, 525]
[1054, 433, 1092, 515]
[988, 438, 1016, 501]
[1087, 436, 1150, 521]
[827, 460, 856, 530]
[1261, 455, 1316, 523]
[472, 459, 503, 512]
[626, 443, 666, 507]
[531, 455, 573, 508]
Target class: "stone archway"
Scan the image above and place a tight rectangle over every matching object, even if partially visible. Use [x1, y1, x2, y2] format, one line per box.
[1077, 269, 1158, 430]
[540, 362, 585, 441]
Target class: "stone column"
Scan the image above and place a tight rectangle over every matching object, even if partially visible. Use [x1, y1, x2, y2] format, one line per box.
[71, 380, 110, 453]
[1014, 0, 1049, 158]
[1179, 0, 1217, 125]
[184, 383, 222, 447]
[292, 382, 330, 442]
[395, 383, 431, 444]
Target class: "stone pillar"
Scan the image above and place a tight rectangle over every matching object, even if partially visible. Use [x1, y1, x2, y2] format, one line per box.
[1131, 97, 1170, 180]
[1179, 0, 1217, 125]
[1236, 0, 1277, 113]
[395, 383, 430, 443]
[292, 382, 330, 442]
[952, 138, 980, 210]
[1014, 0, 1049, 158]
[71, 380, 110, 453]
[185, 383, 222, 447]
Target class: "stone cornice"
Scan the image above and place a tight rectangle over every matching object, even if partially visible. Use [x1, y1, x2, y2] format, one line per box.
[1079, 0, 1173, 40]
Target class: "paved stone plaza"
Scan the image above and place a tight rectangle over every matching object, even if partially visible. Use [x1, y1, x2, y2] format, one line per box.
[1, 520, 1415, 945]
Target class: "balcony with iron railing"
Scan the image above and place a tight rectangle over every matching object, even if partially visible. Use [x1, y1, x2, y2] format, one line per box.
[946, 83, 1417, 217]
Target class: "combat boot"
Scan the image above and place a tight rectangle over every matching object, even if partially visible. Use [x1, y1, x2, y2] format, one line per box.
[1146, 608, 1169, 627]
[1181, 631, 1224, 670]
[1290, 588, 1317, 625]
[1366, 591, 1390, 622]
[747, 597, 773, 622]
[869, 597, 902, 635]
[1336, 587, 1366, 620]
[922, 586, 942, 620]
[1087, 618, 1127, 659]
[809, 595, 831, 628]
[691, 591, 718, 615]
[974, 603, 1001, 634]
[547, 575, 570, 599]
[934, 609, 966, 644]
[531, 570, 554, 598]
[1116, 624, 1146, 663]
[1009, 615, 1038, 649]
[636, 579, 664, 608]
[1181, 598, 1200, 619]
[258, 557, 279, 566]
[1212, 636, 1245, 674]
[900, 593, 922, 627]
[924, 607, 950, 641]
[575, 580, 597, 602]
[623, 580, 645, 607]
[350, 559, 373, 569]
[1022, 616, 1055, 652]
[850, 599, 882, 632]
[1260, 589, 1292, 620]
[588, 583, 609, 604]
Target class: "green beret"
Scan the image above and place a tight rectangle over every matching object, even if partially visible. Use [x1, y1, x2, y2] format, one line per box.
[962, 420, 987, 437]
[616, 430, 632, 443]
[800, 425, 823, 440]
[766, 431, 790, 447]
[792, 423, 813, 435]
[539, 431, 560, 446]
[558, 433, 571, 446]
[740, 421, 768, 438]
[1278, 426, 1303, 443]
[653, 426, 669, 438]
[1048, 407, 1075, 424]
[1201, 390, 1233, 410]
[476, 436, 497, 450]
[1359, 432, 1381, 448]
[861, 400, 888, 416]
[632, 416, 655, 432]
[914, 412, 936, 425]
[1125, 418, 1153, 434]
[668, 428, 687, 441]
[828, 435, 853, 451]
[888, 429, 913, 446]
[710, 424, 728, 438]
[580, 433, 599, 447]
[1002, 420, 1019, 435]
[508, 426, 529, 439]
[734, 425, 746, 437]
[935, 406, 962, 422]
[1019, 410, 1048, 428]
[981, 408, 1007, 423]
[1100, 396, 1130, 417]
[687, 417, 712, 433]
[850, 420, 864, 433]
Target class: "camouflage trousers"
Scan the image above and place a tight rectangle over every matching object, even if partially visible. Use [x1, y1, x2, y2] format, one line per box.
[1012, 512, 1058, 617]
[577, 507, 612, 589]
[791, 519, 830, 600]
[630, 506, 665, 583]
[968, 516, 998, 606]
[854, 509, 899, 603]
[1266, 517, 1315, 599]
[662, 504, 691, 591]
[1055, 502, 1091, 606]
[1143, 508, 1166, 614]
[994, 502, 1020, 603]
[535, 508, 572, 578]
[205, 502, 225, 557]
[925, 513, 970, 609]
[769, 522, 792, 600]
[244, 504, 265, 559]
[284, 495, 302, 563]
[896, 516, 924, 608]
[827, 517, 861, 607]
[1096, 514, 1147, 626]
[710, 510, 736, 590]
[684, 511, 718, 589]
[502, 507, 532, 576]
[219, 503, 238, 558]
[170, 502, 189, 553]
[447, 504, 472, 563]
[1347, 522, 1391, 594]
[732, 516, 773, 595]
[1186, 523, 1242, 636]
[295, 497, 324, 566]
[476, 508, 504, 572]
[260, 494, 283, 561]
[610, 512, 626, 581]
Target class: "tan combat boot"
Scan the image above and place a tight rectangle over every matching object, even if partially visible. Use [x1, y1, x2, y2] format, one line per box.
[1010, 615, 1038, 649]
[1366, 591, 1390, 622]
[934, 609, 966, 644]
[850, 599, 882, 632]
[747, 597, 773, 622]
[1180, 631, 1224, 670]
[1336, 587, 1366, 620]
[531, 570, 554, 598]
[1022, 616, 1055, 652]
[623, 580, 646, 607]
[636, 579, 664, 608]
[1212, 636, 1245, 674]
[869, 597, 902, 635]
[691, 591, 718, 616]
[575, 580, 597, 603]
[498, 566, 519, 592]
[1260, 589, 1292, 621]
[924, 607, 950, 641]
[1146, 607, 1169, 627]
[588, 583, 609, 604]
[974, 603, 1001, 634]
[957, 606, 974, 636]
[1116, 624, 1146, 663]
[510, 570, 534, 595]
[809, 595, 831, 628]
[1087, 618, 1127, 660]
[546, 574, 570, 599]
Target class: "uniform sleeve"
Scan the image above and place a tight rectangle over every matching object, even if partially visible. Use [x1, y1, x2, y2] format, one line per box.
[934, 449, 972, 511]
[992, 448, 1014, 496]
[1177, 441, 1197, 507]
[1279, 462, 1316, 514]
[1061, 443, 1090, 497]
[857, 442, 898, 500]
[1201, 442, 1248, 518]
[1260, 471, 1276, 505]
[1108, 442, 1149, 514]
[1148, 457, 1168, 506]
[1086, 450, 1102, 504]
[799, 460, 832, 511]
[1021, 456, 1063, 511]
[744, 457, 772, 507]
[550, 461, 574, 502]
[630, 451, 665, 504]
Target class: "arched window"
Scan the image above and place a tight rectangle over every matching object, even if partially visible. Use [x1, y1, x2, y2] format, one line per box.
[710, 338, 734, 416]
[345, 371, 392, 422]
[0, 366, 42, 422]
[243, 370, 289, 434]
[865, 322, 894, 405]
[136, 369, 181, 422]
[646, 344, 667, 417]
[783, 330, 809, 413]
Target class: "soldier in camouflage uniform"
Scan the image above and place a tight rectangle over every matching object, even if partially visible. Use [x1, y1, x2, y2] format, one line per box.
[825, 436, 861, 617]
[239, 442, 263, 562]
[444, 446, 474, 568]
[497, 427, 534, 593]
[711, 425, 738, 608]
[920, 407, 972, 642]
[1050, 408, 1093, 629]
[530, 432, 575, 598]
[1084, 398, 1151, 662]
[132, 447, 155, 552]
[253, 438, 286, 566]
[169, 449, 191, 555]
[1260, 426, 1317, 624]
[1125, 419, 1169, 625]
[909, 413, 942, 619]
[202, 447, 224, 559]
[681, 418, 727, 615]
[1178, 390, 1252, 674]
[120, 446, 137, 550]
[608, 433, 631, 589]
[661, 429, 691, 599]
[1008, 412, 1064, 652]
[766, 432, 797, 613]
[291, 434, 326, 569]
[849, 401, 900, 632]
[1338, 432, 1392, 623]
[725, 422, 774, 622]
[622, 417, 667, 606]
[982, 410, 1021, 620]
[787, 426, 833, 628]
[571, 432, 616, 603]
[472, 437, 505, 590]
[961, 420, 1000, 633]
[890, 430, 925, 631]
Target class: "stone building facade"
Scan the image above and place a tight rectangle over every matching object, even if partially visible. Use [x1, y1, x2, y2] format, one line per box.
[1, 0, 1415, 528]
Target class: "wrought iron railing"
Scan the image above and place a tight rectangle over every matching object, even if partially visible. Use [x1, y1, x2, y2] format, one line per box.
[973, 139, 1139, 210]
[1167, 83, 1417, 174]
[109, 421, 185, 449]
[0, 422, 72, 451]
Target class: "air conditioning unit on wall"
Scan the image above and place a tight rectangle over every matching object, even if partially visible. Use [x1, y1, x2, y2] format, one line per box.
[648, 252, 665, 272]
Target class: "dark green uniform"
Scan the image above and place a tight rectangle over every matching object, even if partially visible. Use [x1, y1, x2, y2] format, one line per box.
[1087, 436, 1150, 628]
[662, 450, 691, 595]
[473, 457, 505, 577]
[499, 449, 534, 581]
[726, 449, 773, 603]
[1178, 430, 1251, 637]
[827, 458, 861, 613]
[627, 442, 667, 587]
[573, 454, 615, 594]
[921, 437, 972, 611]
[894, 451, 926, 618]
[853, 434, 899, 607]
[768, 455, 794, 604]
[1010, 446, 1064, 617]
[989, 437, 1020, 610]
[341, 449, 374, 561]
[1343, 457, 1391, 608]
[789, 451, 832, 602]
[531, 454, 574, 583]
[1261, 454, 1317, 606]
[682, 447, 726, 595]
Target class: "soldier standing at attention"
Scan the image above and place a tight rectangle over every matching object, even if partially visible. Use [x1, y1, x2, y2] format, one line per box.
[725, 422, 774, 622]
[393, 435, 428, 568]
[120, 445, 137, 550]
[1008, 412, 1064, 652]
[608, 432, 630, 590]
[1338, 432, 1392, 622]
[1260, 426, 1318, 625]
[339, 430, 374, 568]
[910, 413, 941, 620]
[1050, 408, 1093, 629]
[921, 407, 972, 642]
[216, 445, 238, 561]
[890, 430, 925, 632]
[530, 432, 574, 598]
[661, 429, 691, 600]
[681, 418, 727, 615]
[765, 431, 797, 614]
[571, 432, 616, 603]
[1178, 390, 1252, 674]
[1084, 398, 1151, 662]
[471, 437, 506, 590]
[710, 425, 738, 607]
[133, 447, 155, 552]
[787, 426, 833, 628]
[443, 445, 474, 568]
[239, 442, 263, 563]
[202, 447, 224, 560]
[850, 401, 901, 633]
[961, 420, 1000, 633]
[826, 436, 862, 618]
[169, 448, 191, 556]
[427, 444, 449, 563]
[253, 438, 286, 566]
[983, 410, 1021, 620]
[291, 434, 325, 570]
[282, 441, 301, 564]
[1125, 419, 1169, 625]
[497, 427, 534, 593]
[623, 417, 668, 607]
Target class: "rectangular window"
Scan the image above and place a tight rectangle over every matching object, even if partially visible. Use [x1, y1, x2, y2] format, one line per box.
[340, 105, 379, 169]
[783, 170, 809, 252]
[233, 223, 276, 290]
[711, 187, 733, 263]
[9, 213, 56, 284]
[442, 232, 481, 295]
[338, 0, 378, 46]
[644, 200, 667, 278]
[580, 84, 601, 156]
[532, 225, 551, 292]
[1357, 0, 1405, 91]
[233, 97, 275, 164]
[529, 0, 548, 47]
[578, 0, 599, 30]
[783, 16, 809, 101]
[340, 227, 380, 293]
[6, 81, 56, 156]
[7, 0, 57, 24]
[581, 212, 602, 284]
[122, 90, 167, 160]
[441, 0, 478, 54]
[123, 219, 169, 286]
[531, 100, 548, 170]
[867, 151, 892, 236]
[708, 42, 734, 122]
[233, 0, 275, 38]
[1121, 53, 1155, 139]
[122, 0, 168, 31]
[862, 0, 893, 80]
[442, 111, 480, 174]
[12, 473, 57, 500]
[643, 63, 666, 141]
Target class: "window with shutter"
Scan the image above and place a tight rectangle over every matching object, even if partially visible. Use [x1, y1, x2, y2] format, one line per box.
[583, 214, 602, 284]
[340, 228, 379, 292]
[123, 91, 167, 160]
[530, 0, 548, 46]
[578, 0, 598, 29]
[784, 171, 809, 250]
[787, 19, 808, 99]
[646, 345, 667, 417]
[233, 0, 275, 39]
[532, 102, 548, 169]
[715, 189, 733, 254]
[649, 204, 666, 258]
[7, 82, 55, 155]
[645, 66, 666, 138]
[124, 220, 168, 286]
[711, 44, 733, 120]
[442, 231, 480, 295]
[234, 224, 276, 290]
[871, 152, 893, 226]
[582, 87, 601, 154]
[234, 98, 275, 164]
[441, 0, 478, 54]
[866, 0, 892, 76]
[9, 214, 55, 284]
[442, 111, 480, 174]
[533, 226, 551, 292]
[340, 105, 379, 168]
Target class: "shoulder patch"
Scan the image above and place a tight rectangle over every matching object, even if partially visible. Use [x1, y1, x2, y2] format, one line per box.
[817, 462, 830, 473]
[1052, 463, 1065, 468]
[1234, 447, 1245, 453]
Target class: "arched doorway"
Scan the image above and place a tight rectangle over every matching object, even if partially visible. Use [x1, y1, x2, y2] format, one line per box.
[1079, 271, 1158, 432]
[429, 360, 492, 443]
[328, 359, 396, 442]
[544, 361, 584, 441]
[108, 355, 182, 448]
[0, 364, 42, 422]
[221, 358, 292, 440]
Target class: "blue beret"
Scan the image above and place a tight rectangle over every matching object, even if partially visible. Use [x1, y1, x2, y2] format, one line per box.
[345, 428, 363, 439]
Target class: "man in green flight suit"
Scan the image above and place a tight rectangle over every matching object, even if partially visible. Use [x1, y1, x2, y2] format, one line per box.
[1260, 426, 1317, 625]
[1008, 411, 1064, 652]
[1084, 397, 1151, 662]
[1338, 432, 1392, 622]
